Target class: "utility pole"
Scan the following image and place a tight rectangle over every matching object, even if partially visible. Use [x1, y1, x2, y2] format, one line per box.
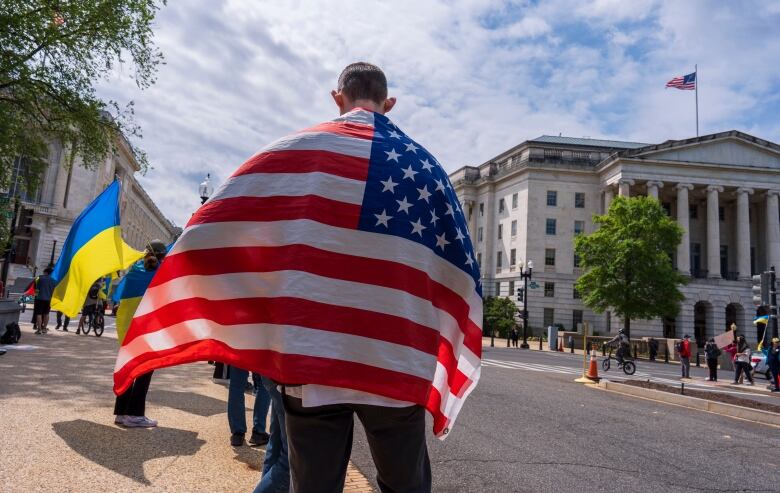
[772, 266, 778, 340]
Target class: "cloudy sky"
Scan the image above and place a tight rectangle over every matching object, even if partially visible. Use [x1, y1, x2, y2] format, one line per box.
[97, 0, 780, 227]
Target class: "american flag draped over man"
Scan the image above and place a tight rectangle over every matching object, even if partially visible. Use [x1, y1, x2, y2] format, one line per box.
[113, 103, 483, 438]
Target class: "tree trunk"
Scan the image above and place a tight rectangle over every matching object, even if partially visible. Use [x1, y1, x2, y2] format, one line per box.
[625, 317, 631, 339]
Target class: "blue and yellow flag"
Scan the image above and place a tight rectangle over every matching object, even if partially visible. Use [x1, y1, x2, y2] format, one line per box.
[113, 260, 156, 344]
[51, 180, 144, 317]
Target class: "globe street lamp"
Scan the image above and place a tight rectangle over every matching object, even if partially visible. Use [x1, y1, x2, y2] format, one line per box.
[199, 174, 214, 204]
[517, 259, 533, 349]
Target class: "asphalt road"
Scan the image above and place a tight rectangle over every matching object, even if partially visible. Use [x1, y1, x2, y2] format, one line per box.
[351, 348, 780, 492]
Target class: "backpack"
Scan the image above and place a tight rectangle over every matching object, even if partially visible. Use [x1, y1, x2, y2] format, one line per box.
[0, 322, 21, 344]
[88, 284, 100, 299]
[674, 341, 682, 353]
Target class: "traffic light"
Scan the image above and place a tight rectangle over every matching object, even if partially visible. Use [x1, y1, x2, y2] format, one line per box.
[20, 209, 33, 235]
[517, 287, 524, 302]
[752, 272, 771, 307]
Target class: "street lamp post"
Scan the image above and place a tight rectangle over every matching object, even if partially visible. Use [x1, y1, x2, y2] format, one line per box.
[199, 174, 214, 205]
[518, 259, 533, 349]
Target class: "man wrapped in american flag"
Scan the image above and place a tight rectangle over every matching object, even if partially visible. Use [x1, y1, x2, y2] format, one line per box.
[113, 62, 483, 491]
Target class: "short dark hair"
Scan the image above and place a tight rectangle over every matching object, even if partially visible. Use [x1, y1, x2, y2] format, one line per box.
[44, 267, 53, 274]
[337, 62, 388, 105]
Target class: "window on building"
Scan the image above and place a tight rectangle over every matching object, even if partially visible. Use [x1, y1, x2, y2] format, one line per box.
[495, 282, 501, 296]
[499, 198, 505, 213]
[575, 192, 585, 208]
[511, 220, 517, 236]
[573, 285, 581, 299]
[478, 227, 483, 242]
[547, 190, 557, 206]
[573, 253, 580, 268]
[479, 202, 484, 216]
[545, 248, 556, 266]
[510, 248, 516, 266]
[544, 282, 555, 297]
[543, 308, 555, 328]
[689, 204, 698, 219]
[509, 280, 515, 297]
[719, 206, 724, 221]
[477, 252, 482, 270]
[497, 224, 503, 239]
[546, 218, 557, 235]
[496, 252, 502, 271]
[662, 202, 672, 216]
[573, 310, 583, 329]
[512, 193, 518, 209]
[574, 220, 584, 235]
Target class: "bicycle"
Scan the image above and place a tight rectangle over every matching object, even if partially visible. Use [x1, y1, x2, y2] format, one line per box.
[601, 349, 636, 375]
[78, 301, 105, 337]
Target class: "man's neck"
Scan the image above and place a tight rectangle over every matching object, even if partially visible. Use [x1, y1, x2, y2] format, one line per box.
[342, 99, 383, 115]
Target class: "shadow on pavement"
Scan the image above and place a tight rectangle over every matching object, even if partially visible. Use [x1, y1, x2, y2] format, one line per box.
[53, 419, 206, 485]
[232, 444, 264, 473]
[148, 389, 228, 417]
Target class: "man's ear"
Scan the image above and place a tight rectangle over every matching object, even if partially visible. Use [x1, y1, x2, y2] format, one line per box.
[331, 90, 344, 110]
[383, 97, 397, 114]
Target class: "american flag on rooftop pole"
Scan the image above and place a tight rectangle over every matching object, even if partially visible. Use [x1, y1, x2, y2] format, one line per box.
[112, 108, 483, 438]
[666, 67, 699, 136]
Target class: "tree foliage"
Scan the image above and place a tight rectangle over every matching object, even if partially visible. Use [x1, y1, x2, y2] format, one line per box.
[483, 296, 517, 338]
[574, 196, 687, 337]
[0, 0, 166, 245]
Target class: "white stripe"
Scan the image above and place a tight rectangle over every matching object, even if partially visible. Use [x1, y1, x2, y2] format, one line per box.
[211, 172, 366, 206]
[169, 220, 482, 327]
[127, 270, 478, 376]
[334, 109, 375, 126]
[430, 361, 480, 439]
[114, 319, 435, 380]
[257, 131, 372, 159]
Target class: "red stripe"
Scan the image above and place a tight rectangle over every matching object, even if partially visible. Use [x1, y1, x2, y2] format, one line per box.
[436, 339, 471, 396]
[233, 149, 370, 181]
[123, 296, 440, 354]
[298, 121, 375, 140]
[147, 243, 482, 356]
[186, 196, 361, 229]
[113, 339, 431, 404]
[425, 387, 448, 436]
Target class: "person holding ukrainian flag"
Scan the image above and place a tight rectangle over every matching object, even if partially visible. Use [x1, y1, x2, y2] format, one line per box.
[50, 179, 144, 319]
[111, 239, 168, 428]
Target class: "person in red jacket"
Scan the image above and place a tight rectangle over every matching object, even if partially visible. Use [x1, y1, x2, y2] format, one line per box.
[678, 334, 692, 379]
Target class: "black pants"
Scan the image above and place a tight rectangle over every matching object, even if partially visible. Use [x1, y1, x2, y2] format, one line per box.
[706, 358, 718, 381]
[770, 366, 780, 390]
[283, 395, 431, 493]
[733, 362, 753, 384]
[56, 312, 70, 330]
[649, 349, 657, 361]
[114, 371, 154, 416]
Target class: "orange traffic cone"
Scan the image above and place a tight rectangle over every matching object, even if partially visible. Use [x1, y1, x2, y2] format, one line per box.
[585, 354, 600, 382]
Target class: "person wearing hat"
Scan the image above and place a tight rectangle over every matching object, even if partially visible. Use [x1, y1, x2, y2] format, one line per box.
[678, 334, 692, 379]
[113, 240, 168, 427]
[761, 337, 780, 392]
[703, 337, 721, 382]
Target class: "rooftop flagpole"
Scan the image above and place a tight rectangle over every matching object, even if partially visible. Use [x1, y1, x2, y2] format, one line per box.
[695, 64, 699, 136]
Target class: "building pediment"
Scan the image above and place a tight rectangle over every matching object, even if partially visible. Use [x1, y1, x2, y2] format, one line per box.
[625, 131, 780, 170]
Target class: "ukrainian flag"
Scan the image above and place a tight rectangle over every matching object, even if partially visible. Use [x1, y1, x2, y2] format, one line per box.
[113, 260, 156, 344]
[51, 180, 144, 318]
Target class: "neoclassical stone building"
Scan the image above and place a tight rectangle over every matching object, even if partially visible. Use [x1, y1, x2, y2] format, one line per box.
[450, 130, 780, 345]
[2, 135, 179, 284]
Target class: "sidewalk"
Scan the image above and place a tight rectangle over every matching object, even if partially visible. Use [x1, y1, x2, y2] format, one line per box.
[0, 322, 374, 492]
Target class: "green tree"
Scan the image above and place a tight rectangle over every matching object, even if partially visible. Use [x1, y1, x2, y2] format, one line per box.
[0, 0, 166, 246]
[483, 296, 517, 338]
[574, 196, 687, 338]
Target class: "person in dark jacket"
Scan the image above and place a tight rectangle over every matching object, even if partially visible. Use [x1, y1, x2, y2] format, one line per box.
[762, 337, 780, 392]
[648, 337, 659, 362]
[727, 335, 754, 385]
[703, 338, 721, 382]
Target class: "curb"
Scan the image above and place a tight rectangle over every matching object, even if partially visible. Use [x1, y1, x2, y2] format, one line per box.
[593, 380, 780, 427]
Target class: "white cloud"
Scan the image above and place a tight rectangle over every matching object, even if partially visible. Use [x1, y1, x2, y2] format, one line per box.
[95, 0, 780, 226]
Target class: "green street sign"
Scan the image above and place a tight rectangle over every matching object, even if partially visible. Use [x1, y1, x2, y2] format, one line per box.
[529, 281, 539, 289]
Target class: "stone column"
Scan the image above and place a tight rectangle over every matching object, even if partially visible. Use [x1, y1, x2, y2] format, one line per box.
[676, 183, 693, 276]
[603, 187, 614, 213]
[618, 179, 634, 197]
[735, 188, 753, 279]
[646, 181, 663, 200]
[766, 190, 780, 271]
[706, 185, 723, 279]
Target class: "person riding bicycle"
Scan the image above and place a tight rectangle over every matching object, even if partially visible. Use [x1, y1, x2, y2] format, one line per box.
[606, 329, 631, 367]
[77, 279, 103, 335]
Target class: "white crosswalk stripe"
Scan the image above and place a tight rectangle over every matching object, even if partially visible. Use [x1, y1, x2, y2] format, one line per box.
[482, 358, 654, 379]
